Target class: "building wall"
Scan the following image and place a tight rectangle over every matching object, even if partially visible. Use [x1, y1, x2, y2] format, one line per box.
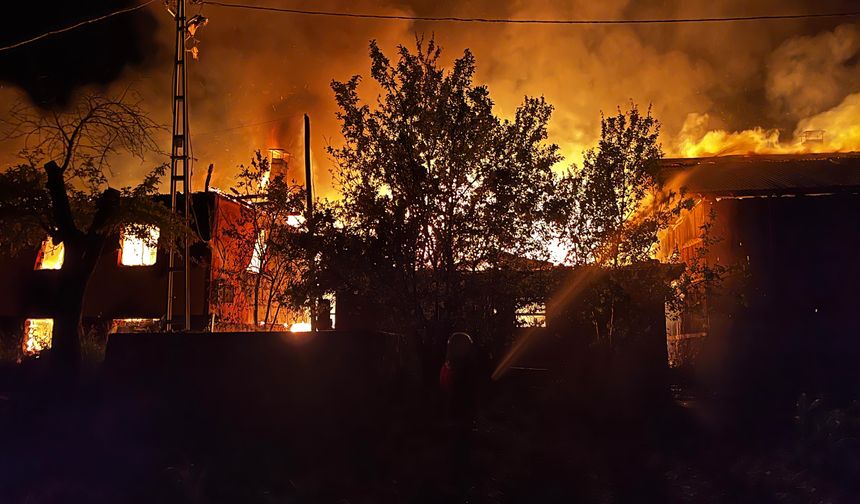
[0, 238, 211, 325]
[208, 194, 257, 329]
[0, 193, 262, 347]
[661, 193, 860, 402]
[658, 199, 728, 367]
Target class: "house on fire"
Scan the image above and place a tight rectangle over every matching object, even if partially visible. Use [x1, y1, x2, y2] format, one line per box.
[0, 190, 280, 354]
[657, 152, 860, 399]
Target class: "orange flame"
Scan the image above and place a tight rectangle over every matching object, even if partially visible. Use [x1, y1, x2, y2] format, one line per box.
[674, 93, 860, 158]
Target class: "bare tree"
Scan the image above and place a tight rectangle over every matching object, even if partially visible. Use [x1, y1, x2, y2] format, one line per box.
[3, 91, 161, 177]
[0, 92, 185, 375]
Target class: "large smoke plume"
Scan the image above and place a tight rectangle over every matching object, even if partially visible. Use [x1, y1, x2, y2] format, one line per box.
[1, 0, 858, 195]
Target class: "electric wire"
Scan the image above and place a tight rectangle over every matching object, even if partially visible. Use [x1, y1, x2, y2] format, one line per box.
[200, 1, 860, 25]
[0, 0, 157, 53]
[2, 0, 858, 55]
[1, 0, 856, 55]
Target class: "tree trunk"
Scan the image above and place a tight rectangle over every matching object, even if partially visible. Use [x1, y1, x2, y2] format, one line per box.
[42, 161, 120, 377]
[51, 259, 88, 376]
[253, 272, 261, 327]
[50, 230, 111, 377]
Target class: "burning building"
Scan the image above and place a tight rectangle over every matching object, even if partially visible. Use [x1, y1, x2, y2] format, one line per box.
[0, 190, 276, 355]
[658, 152, 860, 402]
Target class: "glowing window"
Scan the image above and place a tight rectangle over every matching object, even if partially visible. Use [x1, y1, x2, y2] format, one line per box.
[247, 230, 266, 273]
[113, 318, 159, 334]
[515, 302, 546, 328]
[120, 226, 160, 266]
[23, 318, 53, 355]
[269, 148, 287, 161]
[34, 237, 64, 270]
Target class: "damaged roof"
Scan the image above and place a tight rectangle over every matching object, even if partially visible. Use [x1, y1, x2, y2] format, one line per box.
[660, 152, 860, 197]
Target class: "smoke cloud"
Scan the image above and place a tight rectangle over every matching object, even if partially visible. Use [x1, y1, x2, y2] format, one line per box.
[766, 23, 860, 121]
[1, 1, 858, 195]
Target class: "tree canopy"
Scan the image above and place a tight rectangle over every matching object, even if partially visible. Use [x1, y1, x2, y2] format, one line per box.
[556, 104, 693, 267]
[328, 37, 562, 333]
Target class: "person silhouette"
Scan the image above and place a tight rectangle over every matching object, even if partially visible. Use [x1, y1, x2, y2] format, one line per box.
[439, 332, 478, 494]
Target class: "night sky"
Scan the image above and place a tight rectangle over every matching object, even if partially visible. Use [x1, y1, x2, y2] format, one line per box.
[0, 1, 160, 108]
[1, 1, 858, 193]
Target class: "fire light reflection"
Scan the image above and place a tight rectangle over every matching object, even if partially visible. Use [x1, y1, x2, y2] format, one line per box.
[288, 322, 312, 332]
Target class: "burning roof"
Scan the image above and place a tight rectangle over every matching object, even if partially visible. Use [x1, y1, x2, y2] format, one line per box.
[660, 152, 860, 198]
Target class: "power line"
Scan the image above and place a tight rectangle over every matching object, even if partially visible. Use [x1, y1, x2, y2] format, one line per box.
[1, 1, 854, 56]
[0, 0, 855, 56]
[0, 0, 157, 53]
[201, 1, 860, 25]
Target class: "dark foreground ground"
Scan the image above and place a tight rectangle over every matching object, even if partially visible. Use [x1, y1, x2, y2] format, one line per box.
[1, 355, 860, 503]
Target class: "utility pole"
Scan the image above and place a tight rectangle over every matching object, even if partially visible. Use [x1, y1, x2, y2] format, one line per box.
[166, 0, 191, 331]
[304, 114, 316, 331]
[304, 114, 314, 217]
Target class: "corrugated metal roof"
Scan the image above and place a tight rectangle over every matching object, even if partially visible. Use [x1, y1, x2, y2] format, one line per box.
[660, 153, 860, 197]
